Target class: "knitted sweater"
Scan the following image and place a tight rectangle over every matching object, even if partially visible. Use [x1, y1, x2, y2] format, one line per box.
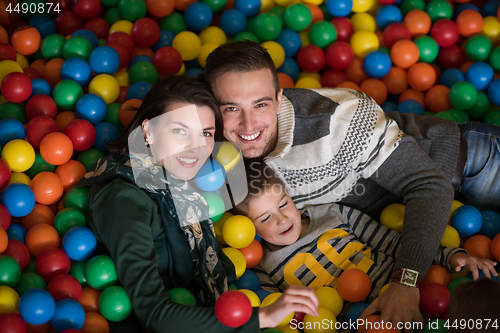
[264, 88, 461, 275]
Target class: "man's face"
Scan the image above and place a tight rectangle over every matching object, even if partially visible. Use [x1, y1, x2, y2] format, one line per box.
[211, 69, 282, 159]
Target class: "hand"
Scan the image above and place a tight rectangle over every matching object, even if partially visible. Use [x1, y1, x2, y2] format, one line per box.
[258, 285, 319, 329]
[450, 252, 498, 280]
[359, 283, 422, 332]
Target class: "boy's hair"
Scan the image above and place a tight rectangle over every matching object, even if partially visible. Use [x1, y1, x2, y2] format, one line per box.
[447, 278, 500, 333]
[233, 159, 288, 216]
[203, 41, 281, 98]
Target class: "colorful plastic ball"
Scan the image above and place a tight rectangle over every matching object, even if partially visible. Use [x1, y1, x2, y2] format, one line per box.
[407, 62, 436, 91]
[451, 205, 483, 237]
[47, 274, 83, 302]
[426, 0, 453, 22]
[89, 74, 120, 105]
[40, 34, 66, 60]
[182, 2, 213, 32]
[171, 31, 203, 61]
[0, 313, 26, 333]
[363, 51, 391, 78]
[222, 216, 256, 249]
[0, 285, 20, 314]
[479, 211, 500, 240]
[360, 79, 387, 105]
[35, 248, 71, 281]
[85, 255, 117, 290]
[449, 81, 478, 110]
[463, 235, 494, 260]
[0, 203, 10, 231]
[0, 118, 25, 147]
[200, 192, 224, 223]
[303, 307, 337, 333]
[315, 287, 343, 317]
[62, 36, 93, 61]
[69, 261, 89, 290]
[153, 46, 183, 77]
[239, 239, 263, 269]
[6, 224, 27, 244]
[278, 57, 300, 81]
[126, 81, 153, 101]
[325, 0, 352, 17]
[217, 9, 247, 37]
[129, 18, 160, 48]
[465, 35, 492, 62]
[383, 23, 411, 49]
[19, 289, 55, 325]
[168, 287, 196, 306]
[215, 290, 252, 327]
[234, 270, 260, 291]
[0, 255, 22, 287]
[54, 208, 87, 238]
[465, 62, 494, 92]
[74, 94, 107, 125]
[296, 45, 325, 72]
[30, 78, 52, 97]
[11, 26, 41, 56]
[57, 160, 87, 193]
[375, 5, 402, 30]
[76, 148, 105, 172]
[380, 203, 405, 233]
[337, 268, 371, 302]
[222, 247, 246, 279]
[1, 72, 33, 103]
[456, 9, 483, 37]
[234, 0, 261, 18]
[25, 116, 59, 149]
[414, 36, 438, 63]
[0, 159, 10, 192]
[87, 45, 120, 75]
[39, 132, 74, 166]
[98, 286, 132, 322]
[488, 79, 500, 106]
[276, 29, 302, 57]
[53, 80, 84, 111]
[419, 283, 450, 319]
[430, 19, 459, 47]
[24, 223, 59, 258]
[50, 299, 85, 331]
[403, 9, 431, 37]
[350, 30, 379, 58]
[64, 119, 97, 153]
[72, 29, 99, 48]
[440, 68, 465, 88]
[309, 21, 337, 49]
[390, 39, 419, 68]
[283, 3, 312, 32]
[30, 172, 64, 206]
[2, 183, 36, 217]
[92, 122, 119, 155]
[251, 13, 281, 42]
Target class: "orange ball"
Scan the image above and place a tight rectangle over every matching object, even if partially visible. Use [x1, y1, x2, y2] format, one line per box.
[26, 322, 51, 333]
[25, 223, 60, 257]
[30, 59, 47, 76]
[132, 46, 155, 59]
[460, 61, 474, 74]
[407, 62, 436, 91]
[0, 26, 8, 44]
[175, 0, 196, 10]
[30, 171, 64, 205]
[360, 79, 387, 105]
[79, 287, 102, 313]
[491, 233, 500, 262]
[11, 26, 41, 55]
[119, 99, 142, 127]
[425, 85, 452, 112]
[306, 3, 324, 25]
[278, 72, 294, 89]
[81, 312, 110, 333]
[39, 132, 74, 165]
[337, 81, 360, 90]
[391, 40, 420, 69]
[336, 268, 371, 302]
[43, 58, 65, 88]
[55, 111, 77, 133]
[358, 315, 381, 333]
[399, 89, 425, 108]
[404, 10, 432, 37]
[239, 239, 263, 269]
[463, 235, 494, 260]
[146, 0, 175, 18]
[21, 204, 55, 230]
[0, 227, 7, 253]
[346, 57, 370, 84]
[456, 9, 484, 37]
[55, 160, 87, 192]
[421, 265, 452, 287]
[381, 66, 408, 95]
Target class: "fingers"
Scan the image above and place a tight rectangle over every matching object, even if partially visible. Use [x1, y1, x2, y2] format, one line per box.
[468, 260, 479, 280]
[280, 287, 319, 317]
[359, 301, 380, 320]
[475, 259, 498, 278]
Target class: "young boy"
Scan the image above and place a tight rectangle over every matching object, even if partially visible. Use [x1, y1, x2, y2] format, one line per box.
[234, 161, 497, 301]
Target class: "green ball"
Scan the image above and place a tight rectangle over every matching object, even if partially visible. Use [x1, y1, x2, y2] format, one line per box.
[201, 192, 225, 223]
[77, 148, 106, 171]
[270, 6, 286, 21]
[104, 7, 122, 26]
[118, 0, 147, 22]
[63, 36, 93, 61]
[283, 3, 312, 32]
[201, 0, 227, 13]
[489, 46, 500, 72]
[233, 31, 260, 43]
[319, 4, 334, 21]
[98, 39, 107, 46]
[99, 286, 133, 322]
[14, 273, 47, 296]
[466, 91, 490, 120]
[41, 34, 66, 60]
[253, 13, 283, 41]
[85, 255, 118, 290]
[129, 61, 159, 85]
[54, 208, 87, 238]
[423, 319, 448, 333]
[25, 152, 56, 179]
[435, 110, 455, 120]
[168, 287, 197, 306]
[0, 255, 22, 288]
[483, 110, 500, 124]
[246, 17, 258, 34]
[0, 102, 27, 124]
[401, 0, 426, 15]
[425, 0, 453, 23]
[53, 80, 84, 111]
[447, 108, 470, 123]
[24, 257, 37, 274]
[105, 103, 124, 131]
[70, 260, 89, 288]
[465, 35, 492, 62]
[63, 187, 90, 216]
[101, 0, 119, 6]
[447, 277, 471, 293]
[228, 283, 238, 290]
[309, 21, 337, 49]
[415, 36, 439, 63]
[449, 81, 478, 110]
[160, 13, 187, 35]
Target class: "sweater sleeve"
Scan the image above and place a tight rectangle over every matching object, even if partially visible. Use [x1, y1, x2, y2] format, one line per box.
[89, 181, 260, 333]
[433, 245, 468, 272]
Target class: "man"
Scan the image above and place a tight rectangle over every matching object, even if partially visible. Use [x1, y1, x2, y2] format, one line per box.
[204, 41, 500, 328]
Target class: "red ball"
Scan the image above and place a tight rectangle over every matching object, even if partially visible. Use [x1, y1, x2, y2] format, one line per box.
[297, 45, 325, 72]
[0, 203, 11, 231]
[437, 44, 465, 70]
[331, 17, 354, 43]
[3, 239, 30, 271]
[26, 94, 58, 120]
[431, 19, 459, 47]
[54, 11, 83, 36]
[419, 283, 450, 319]
[116, 86, 129, 104]
[325, 41, 354, 70]
[321, 69, 349, 87]
[383, 23, 411, 49]
[0, 157, 12, 189]
[26, 116, 59, 148]
[0, 43, 17, 61]
[0, 313, 27, 333]
[23, 67, 43, 79]
[83, 17, 110, 40]
[72, 0, 101, 20]
[35, 248, 71, 281]
[47, 274, 83, 302]
[1, 72, 33, 103]
[215, 290, 253, 327]
[64, 119, 97, 152]
[107, 32, 135, 56]
[132, 18, 161, 48]
[153, 47, 183, 77]
[105, 42, 130, 71]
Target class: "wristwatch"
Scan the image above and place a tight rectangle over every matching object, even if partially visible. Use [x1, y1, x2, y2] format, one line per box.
[390, 268, 421, 288]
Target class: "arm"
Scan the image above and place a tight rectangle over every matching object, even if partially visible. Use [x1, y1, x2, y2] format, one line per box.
[433, 245, 467, 271]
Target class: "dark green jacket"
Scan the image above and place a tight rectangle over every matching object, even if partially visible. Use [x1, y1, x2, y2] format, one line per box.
[87, 178, 260, 333]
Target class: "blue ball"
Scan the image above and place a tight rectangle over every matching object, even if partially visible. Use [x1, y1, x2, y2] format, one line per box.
[72, 29, 99, 49]
[451, 205, 483, 237]
[76, 93, 107, 125]
[89, 45, 120, 75]
[363, 51, 391, 78]
[30, 78, 52, 97]
[234, 270, 261, 291]
[6, 223, 27, 243]
[440, 69, 465, 88]
[152, 30, 175, 52]
[93, 122, 119, 155]
[453, 4, 479, 20]
[29, 15, 56, 39]
[376, 5, 403, 30]
[381, 101, 398, 112]
[2, 183, 36, 217]
[325, 0, 353, 17]
[397, 99, 424, 115]
[345, 301, 370, 333]
[19, 289, 56, 325]
[278, 57, 300, 81]
[126, 81, 153, 100]
[487, 79, 500, 106]
[0, 118, 26, 147]
[129, 55, 153, 67]
[63, 226, 97, 261]
[61, 57, 92, 86]
[194, 158, 227, 192]
[254, 289, 271, 302]
[276, 29, 302, 57]
[235, 0, 262, 18]
[50, 299, 86, 332]
[219, 9, 247, 37]
[185, 68, 204, 78]
[481, 0, 500, 17]
[184, 2, 213, 31]
[479, 210, 500, 240]
[465, 62, 494, 91]
[255, 234, 263, 244]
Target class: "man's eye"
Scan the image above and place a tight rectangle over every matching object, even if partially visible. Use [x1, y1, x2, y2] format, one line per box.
[225, 107, 237, 112]
[256, 103, 266, 108]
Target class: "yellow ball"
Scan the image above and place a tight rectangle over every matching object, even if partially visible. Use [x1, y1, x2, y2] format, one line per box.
[275, 0, 295, 6]
[199, 26, 227, 45]
[6, 172, 31, 187]
[222, 215, 256, 249]
[303, 306, 337, 333]
[260, 0, 276, 13]
[482, 16, 500, 44]
[261, 293, 294, 327]
[295, 77, 322, 88]
[112, 70, 130, 87]
[351, 12, 377, 32]
[239, 289, 261, 307]
[441, 225, 460, 248]
[176, 62, 186, 75]
[198, 43, 220, 68]
[216, 142, 241, 173]
[2, 139, 35, 173]
[380, 203, 405, 233]
[16, 53, 29, 68]
[352, 0, 374, 13]
[449, 200, 464, 223]
[0, 286, 20, 314]
[262, 41, 285, 68]
[368, 0, 383, 16]
[299, 31, 312, 47]
[298, 71, 321, 81]
[222, 247, 247, 278]
[378, 283, 390, 297]
[89, 74, 120, 104]
[172, 31, 202, 61]
[303, 0, 324, 5]
[350, 30, 379, 57]
[214, 214, 230, 245]
[0, 60, 23, 88]
[109, 20, 133, 35]
[315, 286, 343, 317]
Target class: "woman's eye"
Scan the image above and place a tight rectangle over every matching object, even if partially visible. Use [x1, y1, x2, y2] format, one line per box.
[173, 128, 186, 135]
[202, 132, 213, 137]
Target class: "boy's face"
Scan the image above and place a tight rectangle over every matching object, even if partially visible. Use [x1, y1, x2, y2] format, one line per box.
[246, 187, 302, 246]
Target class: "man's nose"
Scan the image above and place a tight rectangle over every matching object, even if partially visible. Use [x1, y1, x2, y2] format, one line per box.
[240, 111, 257, 131]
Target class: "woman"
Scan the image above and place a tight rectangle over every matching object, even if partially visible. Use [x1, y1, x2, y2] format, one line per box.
[79, 75, 318, 333]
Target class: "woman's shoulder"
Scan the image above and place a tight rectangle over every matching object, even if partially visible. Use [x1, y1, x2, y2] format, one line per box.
[90, 178, 156, 209]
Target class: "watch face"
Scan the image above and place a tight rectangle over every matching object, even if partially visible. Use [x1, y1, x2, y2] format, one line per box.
[402, 270, 418, 285]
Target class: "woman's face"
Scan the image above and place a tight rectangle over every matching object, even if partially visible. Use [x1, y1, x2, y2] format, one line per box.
[143, 102, 216, 180]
